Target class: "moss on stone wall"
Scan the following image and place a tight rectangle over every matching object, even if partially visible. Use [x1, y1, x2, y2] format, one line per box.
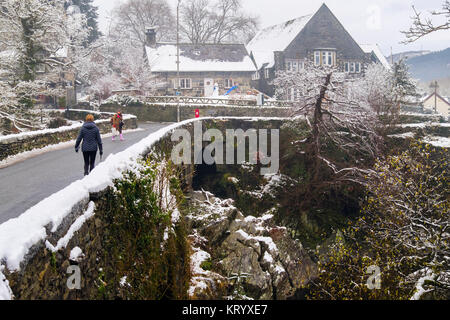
[7, 159, 190, 300]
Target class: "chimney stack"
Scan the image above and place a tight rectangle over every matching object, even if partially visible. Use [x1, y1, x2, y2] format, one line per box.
[145, 27, 157, 48]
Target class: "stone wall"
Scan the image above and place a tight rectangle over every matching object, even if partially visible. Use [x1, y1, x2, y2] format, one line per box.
[2, 118, 285, 300]
[100, 103, 291, 123]
[0, 110, 137, 161]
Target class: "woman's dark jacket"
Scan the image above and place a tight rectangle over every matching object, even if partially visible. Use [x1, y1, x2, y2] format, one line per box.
[75, 122, 103, 153]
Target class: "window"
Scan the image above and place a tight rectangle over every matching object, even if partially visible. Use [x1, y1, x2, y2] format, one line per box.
[314, 51, 335, 66]
[286, 59, 305, 72]
[252, 71, 260, 80]
[345, 62, 362, 73]
[314, 52, 321, 66]
[179, 78, 191, 89]
[286, 61, 291, 71]
[264, 68, 270, 79]
[225, 79, 233, 88]
[292, 61, 297, 72]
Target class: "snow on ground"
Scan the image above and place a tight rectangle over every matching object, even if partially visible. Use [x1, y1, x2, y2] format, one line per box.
[0, 265, 12, 300]
[423, 136, 450, 148]
[399, 122, 450, 128]
[387, 132, 416, 139]
[69, 247, 84, 262]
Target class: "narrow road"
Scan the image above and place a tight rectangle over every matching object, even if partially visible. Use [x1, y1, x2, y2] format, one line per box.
[0, 122, 171, 225]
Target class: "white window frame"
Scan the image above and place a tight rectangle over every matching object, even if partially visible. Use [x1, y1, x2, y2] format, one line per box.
[314, 51, 321, 66]
[350, 62, 355, 73]
[355, 62, 361, 73]
[314, 51, 335, 66]
[252, 71, 260, 80]
[225, 78, 233, 88]
[179, 78, 192, 89]
[264, 68, 270, 79]
[344, 62, 349, 73]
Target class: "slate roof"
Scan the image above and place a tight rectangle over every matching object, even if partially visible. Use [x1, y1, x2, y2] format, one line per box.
[145, 43, 256, 73]
[246, 15, 313, 68]
[359, 44, 391, 69]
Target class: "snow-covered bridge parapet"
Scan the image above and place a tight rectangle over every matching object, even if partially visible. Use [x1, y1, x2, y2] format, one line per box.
[0, 110, 137, 162]
[99, 98, 292, 123]
[0, 117, 286, 300]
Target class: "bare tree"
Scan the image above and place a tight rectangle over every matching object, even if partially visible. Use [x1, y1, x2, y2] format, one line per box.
[110, 0, 176, 48]
[402, 1, 450, 43]
[180, 0, 258, 44]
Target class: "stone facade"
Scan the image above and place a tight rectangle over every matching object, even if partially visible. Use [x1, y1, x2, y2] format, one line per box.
[154, 71, 254, 97]
[248, 4, 371, 97]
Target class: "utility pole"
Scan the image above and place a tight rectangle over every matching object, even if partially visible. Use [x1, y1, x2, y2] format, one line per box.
[176, 0, 181, 123]
[430, 81, 439, 113]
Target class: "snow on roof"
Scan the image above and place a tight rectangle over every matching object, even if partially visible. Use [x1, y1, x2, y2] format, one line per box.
[246, 14, 313, 68]
[359, 44, 391, 69]
[146, 43, 256, 73]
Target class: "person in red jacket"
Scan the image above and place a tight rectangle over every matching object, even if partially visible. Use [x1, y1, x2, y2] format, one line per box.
[110, 112, 124, 141]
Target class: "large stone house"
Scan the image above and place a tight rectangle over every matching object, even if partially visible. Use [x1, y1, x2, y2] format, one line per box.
[144, 29, 257, 97]
[246, 3, 389, 97]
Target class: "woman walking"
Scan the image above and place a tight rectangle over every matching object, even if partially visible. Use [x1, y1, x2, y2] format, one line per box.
[75, 114, 103, 176]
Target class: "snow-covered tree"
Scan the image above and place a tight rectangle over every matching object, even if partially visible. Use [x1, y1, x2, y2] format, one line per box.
[308, 143, 449, 300]
[273, 63, 383, 191]
[0, 0, 89, 133]
[76, 34, 159, 103]
[0, 0, 88, 81]
[391, 58, 420, 106]
[65, 0, 102, 45]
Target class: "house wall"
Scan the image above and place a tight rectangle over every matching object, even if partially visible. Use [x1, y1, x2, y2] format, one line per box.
[154, 71, 254, 97]
[424, 96, 450, 118]
[251, 5, 370, 98]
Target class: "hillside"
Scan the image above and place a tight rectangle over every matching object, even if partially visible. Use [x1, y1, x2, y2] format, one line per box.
[406, 48, 450, 82]
[387, 50, 431, 64]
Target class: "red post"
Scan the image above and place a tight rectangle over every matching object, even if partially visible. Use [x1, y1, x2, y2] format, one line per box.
[195, 109, 200, 118]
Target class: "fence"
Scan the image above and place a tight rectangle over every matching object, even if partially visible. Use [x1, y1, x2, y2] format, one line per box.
[143, 96, 293, 108]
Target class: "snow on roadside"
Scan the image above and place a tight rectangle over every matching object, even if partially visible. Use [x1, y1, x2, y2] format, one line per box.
[0, 118, 204, 274]
[45, 201, 96, 253]
[423, 136, 450, 148]
[0, 116, 287, 299]
[69, 247, 84, 262]
[0, 127, 144, 169]
[0, 265, 12, 300]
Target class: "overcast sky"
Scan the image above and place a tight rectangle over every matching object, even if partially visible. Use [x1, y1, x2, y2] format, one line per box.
[92, 0, 450, 56]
